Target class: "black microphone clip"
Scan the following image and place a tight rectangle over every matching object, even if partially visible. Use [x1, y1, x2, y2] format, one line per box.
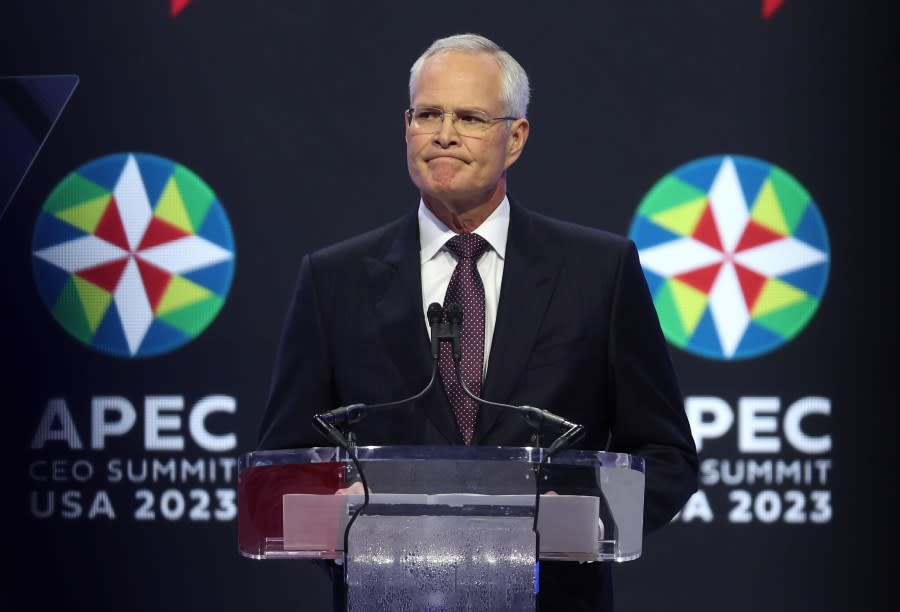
[518, 405, 577, 435]
[315, 403, 366, 427]
[312, 414, 353, 450]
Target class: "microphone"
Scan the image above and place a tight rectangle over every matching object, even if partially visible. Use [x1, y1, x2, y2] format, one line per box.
[448, 303, 585, 456]
[428, 302, 443, 360]
[516, 405, 584, 439]
[313, 302, 449, 438]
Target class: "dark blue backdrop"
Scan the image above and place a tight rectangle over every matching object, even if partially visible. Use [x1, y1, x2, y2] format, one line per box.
[2, 1, 897, 610]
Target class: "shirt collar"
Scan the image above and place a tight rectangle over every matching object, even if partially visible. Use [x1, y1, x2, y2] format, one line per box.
[418, 196, 510, 263]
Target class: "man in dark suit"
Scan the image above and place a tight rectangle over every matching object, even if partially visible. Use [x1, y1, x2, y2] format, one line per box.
[258, 33, 697, 611]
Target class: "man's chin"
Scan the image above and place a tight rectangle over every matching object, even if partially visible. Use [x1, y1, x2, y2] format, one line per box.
[416, 173, 466, 200]
[426, 161, 466, 186]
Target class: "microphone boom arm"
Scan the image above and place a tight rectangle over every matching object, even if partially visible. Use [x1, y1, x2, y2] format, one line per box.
[452, 358, 585, 457]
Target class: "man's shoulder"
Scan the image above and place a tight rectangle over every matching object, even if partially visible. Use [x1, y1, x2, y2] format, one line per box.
[310, 212, 416, 264]
[514, 202, 633, 253]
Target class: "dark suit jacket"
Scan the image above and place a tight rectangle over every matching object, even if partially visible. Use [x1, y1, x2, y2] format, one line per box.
[257, 199, 698, 610]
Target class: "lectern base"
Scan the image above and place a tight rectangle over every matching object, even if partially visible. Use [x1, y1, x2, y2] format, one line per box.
[346, 511, 536, 611]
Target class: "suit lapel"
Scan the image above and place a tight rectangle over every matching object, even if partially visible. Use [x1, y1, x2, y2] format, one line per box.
[474, 203, 561, 444]
[365, 212, 461, 444]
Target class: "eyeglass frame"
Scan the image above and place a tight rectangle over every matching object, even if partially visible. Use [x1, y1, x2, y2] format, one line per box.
[405, 106, 520, 136]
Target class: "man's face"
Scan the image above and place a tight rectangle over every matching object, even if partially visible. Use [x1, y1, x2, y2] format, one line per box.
[406, 51, 528, 212]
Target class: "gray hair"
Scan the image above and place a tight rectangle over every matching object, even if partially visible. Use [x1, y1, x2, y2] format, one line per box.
[408, 33, 530, 118]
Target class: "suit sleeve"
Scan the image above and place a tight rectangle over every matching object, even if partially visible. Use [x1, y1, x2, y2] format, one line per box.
[607, 241, 698, 533]
[256, 254, 336, 450]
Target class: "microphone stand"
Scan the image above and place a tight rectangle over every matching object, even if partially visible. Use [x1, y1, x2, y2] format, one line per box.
[313, 300, 587, 574]
[311, 415, 371, 563]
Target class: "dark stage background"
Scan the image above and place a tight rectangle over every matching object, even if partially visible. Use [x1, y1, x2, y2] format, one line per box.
[2, 1, 897, 610]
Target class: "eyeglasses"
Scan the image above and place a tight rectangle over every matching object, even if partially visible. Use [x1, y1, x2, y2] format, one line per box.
[405, 106, 519, 137]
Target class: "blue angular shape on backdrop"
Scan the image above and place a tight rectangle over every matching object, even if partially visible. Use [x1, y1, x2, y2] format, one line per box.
[735, 157, 771, 206]
[792, 204, 830, 252]
[136, 154, 175, 207]
[687, 308, 724, 359]
[674, 157, 720, 193]
[197, 200, 236, 250]
[22, 75, 79, 119]
[32, 211, 88, 250]
[1, 96, 38, 214]
[0, 75, 79, 219]
[92, 301, 131, 356]
[79, 155, 127, 192]
[780, 263, 829, 297]
[629, 215, 682, 250]
[735, 321, 784, 359]
[184, 260, 234, 295]
[642, 267, 666, 299]
[139, 318, 191, 357]
[32, 256, 72, 308]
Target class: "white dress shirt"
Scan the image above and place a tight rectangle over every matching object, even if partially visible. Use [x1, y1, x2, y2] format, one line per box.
[419, 197, 509, 378]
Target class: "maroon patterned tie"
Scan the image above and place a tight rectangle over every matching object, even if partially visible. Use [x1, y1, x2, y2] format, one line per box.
[440, 233, 489, 445]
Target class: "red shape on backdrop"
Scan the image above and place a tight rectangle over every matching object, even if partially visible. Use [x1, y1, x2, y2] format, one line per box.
[763, 0, 785, 19]
[691, 204, 724, 251]
[675, 262, 723, 294]
[76, 257, 129, 293]
[735, 219, 784, 253]
[94, 197, 131, 251]
[171, 0, 192, 17]
[136, 258, 173, 312]
[734, 263, 768, 311]
[138, 216, 191, 251]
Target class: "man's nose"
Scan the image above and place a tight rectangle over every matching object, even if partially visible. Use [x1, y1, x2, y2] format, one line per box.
[434, 114, 459, 147]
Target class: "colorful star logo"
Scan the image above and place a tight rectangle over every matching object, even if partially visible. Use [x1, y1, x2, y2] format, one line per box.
[629, 155, 830, 360]
[32, 153, 235, 357]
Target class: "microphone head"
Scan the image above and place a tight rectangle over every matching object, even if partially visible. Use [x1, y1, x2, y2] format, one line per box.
[427, 302, 442, 325]
[447, 302, 463, 323]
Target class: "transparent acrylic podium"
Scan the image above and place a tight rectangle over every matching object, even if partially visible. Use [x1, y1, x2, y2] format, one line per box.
[239, 446, 644, 611]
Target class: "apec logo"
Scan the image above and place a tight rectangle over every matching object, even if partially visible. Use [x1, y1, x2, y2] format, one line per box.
[629, 155, 829, 360]
[32, 153, 235, 358]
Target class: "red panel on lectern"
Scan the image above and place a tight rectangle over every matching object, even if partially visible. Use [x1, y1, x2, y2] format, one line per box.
[238, 462, 345, 557]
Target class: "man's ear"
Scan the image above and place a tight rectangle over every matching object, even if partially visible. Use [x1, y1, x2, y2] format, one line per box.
[504, 118, 530, 169]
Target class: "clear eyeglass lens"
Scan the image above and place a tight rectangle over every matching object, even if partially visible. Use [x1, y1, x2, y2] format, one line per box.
[410, 108, 493, 135]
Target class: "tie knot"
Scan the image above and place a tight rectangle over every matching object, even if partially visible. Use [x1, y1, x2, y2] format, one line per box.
[445, 233, 489, 260]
